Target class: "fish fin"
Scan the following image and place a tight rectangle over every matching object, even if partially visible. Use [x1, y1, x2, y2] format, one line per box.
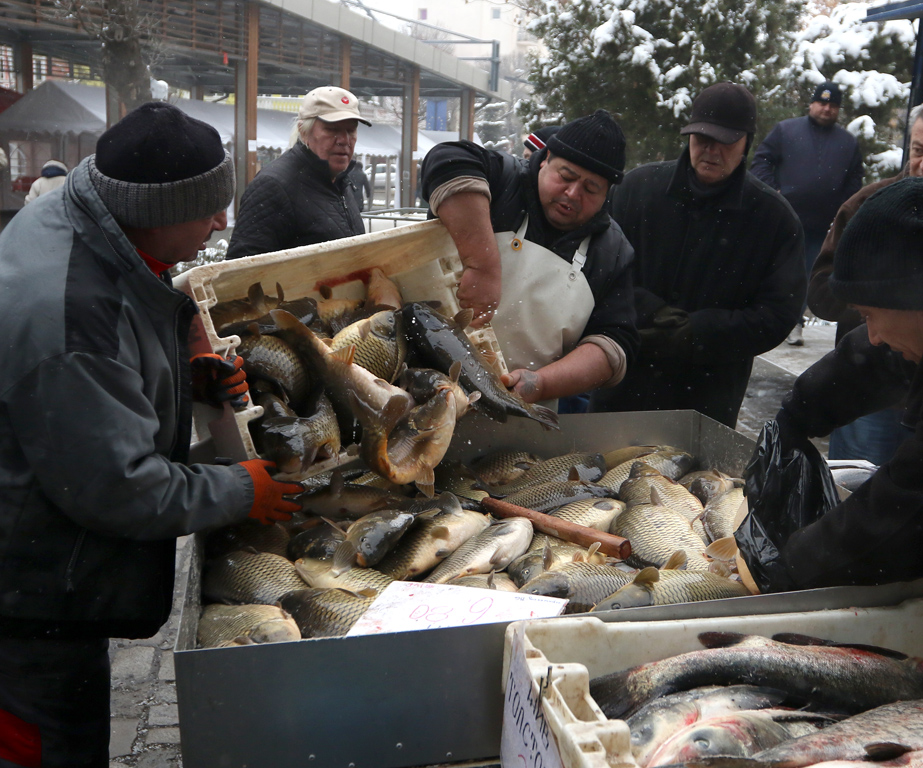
[586, 541, 601, 558]
[345, 443, 360, 457]
[330, 345, 356, 365]
[454, 308, 474, 329]
[430, 525, 451, 541]
[448, 360, 461, 383]
[865, 743, 915, 760]
[319, 285, 333, 300]
[771, 633, 911, 660]
[650, 486, 666, 506]
[415, 468, 436, 499]
[355, 587, 379, 599]
[275, 283, 285, 304]
[230, 635, 257, 646]
[542, 545, 555, 572]
[566, 466, 581, 481]
[705, 536, 739, 562]
[247, 321, 261, 338]
[697, 631, 752, 649]
[329, 469, 345, 496]
[634, 567, 660, 586]
[662, 550, 686, 570]
[709, 560, 733, 578]
[526, 403, 560, 431]
[331, 540, 358, 576]
[300, 446, 320, 473]
[248, 282, 268, 313]
[321, 517, 347, 534]
[486, 570, 497, 589]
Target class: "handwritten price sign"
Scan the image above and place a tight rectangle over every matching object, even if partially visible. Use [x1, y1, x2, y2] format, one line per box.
[346, 581, 567, 636]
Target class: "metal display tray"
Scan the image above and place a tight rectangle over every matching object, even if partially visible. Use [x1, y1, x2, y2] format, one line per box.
[173, 410, 923, 768]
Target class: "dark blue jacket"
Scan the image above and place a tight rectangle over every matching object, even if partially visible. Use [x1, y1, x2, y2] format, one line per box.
[751, 116, 863, 235]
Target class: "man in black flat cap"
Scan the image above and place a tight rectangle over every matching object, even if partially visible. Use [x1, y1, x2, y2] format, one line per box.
[752, 80, 864, 346]
[421, 110, 639, 407]
[0, 102, 301, 766]
[590, 82, 805, 428]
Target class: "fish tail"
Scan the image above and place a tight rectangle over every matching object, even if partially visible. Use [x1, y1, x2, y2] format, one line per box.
[526, 403, 560, 431]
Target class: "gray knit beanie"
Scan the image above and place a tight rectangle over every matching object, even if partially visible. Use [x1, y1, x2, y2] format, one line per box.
[831, 177, 923, 310]
[88, 102, 235, 228]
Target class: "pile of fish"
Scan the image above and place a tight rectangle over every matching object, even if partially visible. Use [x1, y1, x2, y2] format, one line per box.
[587, 631, 923, 767]
[196, 442, 757, 648]
[208, 272, 557, 493]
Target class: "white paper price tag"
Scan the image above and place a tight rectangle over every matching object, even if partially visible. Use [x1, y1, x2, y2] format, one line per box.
[346, 581, 567, 636]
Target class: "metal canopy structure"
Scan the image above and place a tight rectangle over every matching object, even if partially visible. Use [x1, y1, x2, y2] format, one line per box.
[0, 0, 511, 206]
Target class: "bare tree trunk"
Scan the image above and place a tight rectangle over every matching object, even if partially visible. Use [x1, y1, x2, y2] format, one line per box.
[100, 0, 152, 112]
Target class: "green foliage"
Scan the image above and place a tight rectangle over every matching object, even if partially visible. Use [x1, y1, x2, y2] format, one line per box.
[518, 0, 914, 178]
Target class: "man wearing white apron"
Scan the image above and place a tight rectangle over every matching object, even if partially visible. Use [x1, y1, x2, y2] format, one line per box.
[421, 110, 639, 407]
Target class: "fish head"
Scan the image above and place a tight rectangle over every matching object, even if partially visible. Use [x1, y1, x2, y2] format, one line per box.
[369, 309, 401, 341]
[248, 616, 302, 644]
[520, 570, 571, 599]
[508, 551, 546, 588]
[648, 720, 757, 765]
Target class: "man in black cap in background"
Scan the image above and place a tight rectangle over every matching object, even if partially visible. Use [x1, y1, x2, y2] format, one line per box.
[751, 80, 864, 346]
[421, 110, 639, 406]
[0, 102, 301, 766]
[590, 82, 805, 428]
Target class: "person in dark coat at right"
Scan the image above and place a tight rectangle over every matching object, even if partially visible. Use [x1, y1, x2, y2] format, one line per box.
[765, 177, 923, 590]
[589, 82, 805, 428]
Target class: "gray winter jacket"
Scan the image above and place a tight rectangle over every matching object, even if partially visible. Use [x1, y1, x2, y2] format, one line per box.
[0, 158, 253, 640]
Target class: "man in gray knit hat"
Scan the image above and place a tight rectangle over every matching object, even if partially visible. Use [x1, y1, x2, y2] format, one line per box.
[0, 102, 302, 766]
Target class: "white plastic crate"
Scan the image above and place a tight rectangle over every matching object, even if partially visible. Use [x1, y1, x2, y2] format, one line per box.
[501, 597, 923, 768]
[174, 220, 507, 473]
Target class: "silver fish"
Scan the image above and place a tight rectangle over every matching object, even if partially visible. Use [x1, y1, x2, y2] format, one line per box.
[202, 550, 306, 606]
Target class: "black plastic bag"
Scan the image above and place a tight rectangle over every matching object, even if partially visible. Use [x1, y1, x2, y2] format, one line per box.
[735, 420, 840, 593]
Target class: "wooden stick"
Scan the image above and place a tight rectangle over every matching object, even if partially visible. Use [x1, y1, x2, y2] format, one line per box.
[481, 497, 632, 560]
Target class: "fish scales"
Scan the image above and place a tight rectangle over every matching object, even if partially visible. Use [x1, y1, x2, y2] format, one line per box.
[279, 587, 373, 638]
[422, 517, 533, 584]
[237, 333, 311, 409]
[589, 632, 923, 721]
[376, 503, 490, 580]
[330, 310, 406, 382]
[503, 481, 618, 513]
[751, 699, 923, 768]
[197, 603, 301, 648]
[702, 487, 746, 543]
[519, 561, 637, 614]
[611, 504, 710, 570]
[594, 568, 751, 611]
[483, 452, 607, 496]
[294, 557, 394, 594]
[550, 497, 626, 531]
[448, 572, 520, 592]
[202, 550, 307, 606]
[470, 450, 543, 486]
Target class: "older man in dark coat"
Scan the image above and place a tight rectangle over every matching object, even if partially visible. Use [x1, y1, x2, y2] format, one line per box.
[590, 82, 805, 427]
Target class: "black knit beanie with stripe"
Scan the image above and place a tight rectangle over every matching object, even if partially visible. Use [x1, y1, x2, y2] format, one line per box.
[831, 176, 923, 310]
[89, 102, 235, 228]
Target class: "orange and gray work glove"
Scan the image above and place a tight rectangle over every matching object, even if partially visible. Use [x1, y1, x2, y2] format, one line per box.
[240, 459, 303, 525]
[190, 353, 249, 409]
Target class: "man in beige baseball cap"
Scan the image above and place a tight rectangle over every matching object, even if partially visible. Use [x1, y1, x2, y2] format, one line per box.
[228, 85, 373, 258]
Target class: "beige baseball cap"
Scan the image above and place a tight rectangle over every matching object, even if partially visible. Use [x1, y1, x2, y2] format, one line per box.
[299, 86, 371, 126]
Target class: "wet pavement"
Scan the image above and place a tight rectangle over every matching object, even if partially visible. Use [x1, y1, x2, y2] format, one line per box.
[106, 320, 839, 767]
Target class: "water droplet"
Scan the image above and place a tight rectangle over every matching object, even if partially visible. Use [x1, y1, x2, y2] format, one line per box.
[396, 743, 403, 750]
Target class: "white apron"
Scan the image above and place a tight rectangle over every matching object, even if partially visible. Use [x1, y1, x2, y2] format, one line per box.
[490, 215, 595, 373]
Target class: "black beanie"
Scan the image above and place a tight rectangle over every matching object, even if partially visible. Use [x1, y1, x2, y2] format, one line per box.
[89, 102, 235, 228]
[831, 177, 923, 310]
[546, 110, 626, 184]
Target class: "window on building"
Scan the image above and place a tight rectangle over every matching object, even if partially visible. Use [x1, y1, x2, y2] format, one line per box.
[492, 8, 501, 18]
[418, 8, 427, 20]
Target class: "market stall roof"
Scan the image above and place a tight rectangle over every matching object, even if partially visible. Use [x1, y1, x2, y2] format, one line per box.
[0, 80, 479, 156]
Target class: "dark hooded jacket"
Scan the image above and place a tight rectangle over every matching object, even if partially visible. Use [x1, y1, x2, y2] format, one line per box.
[227, 141, 364, 259]
[775, 325, 921, 589]
[420, 141, 639, 360]
[590, 147, 805, 427]
[0, 158, 252, 640]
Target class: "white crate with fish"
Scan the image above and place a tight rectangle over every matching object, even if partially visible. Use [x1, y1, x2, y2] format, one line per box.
[174, 219, 535, 483]
[173, 410, 923, 768]
[502, 593, 923, 768]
